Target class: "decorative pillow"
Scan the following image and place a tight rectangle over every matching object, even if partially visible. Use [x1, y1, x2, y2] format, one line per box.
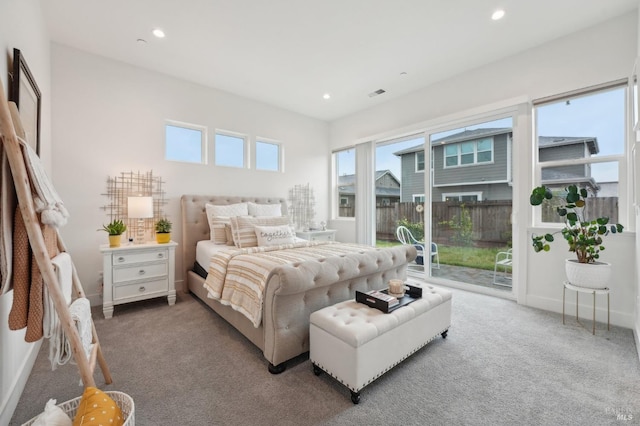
[205, 203, 249, 244]
[247, 202, 282, 217]
[72, 387, 124, 426]
[230, 216, 289, 248]
[32, 399, 72, 426]
[224, 224, 235, 246]
[255, 224, 296, 247]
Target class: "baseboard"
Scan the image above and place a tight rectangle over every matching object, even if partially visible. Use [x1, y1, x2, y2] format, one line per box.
[0, 340, 42, 425]
[525, 294, 635, 329]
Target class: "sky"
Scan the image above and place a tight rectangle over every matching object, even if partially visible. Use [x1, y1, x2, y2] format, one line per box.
[339, 85, 625, 184]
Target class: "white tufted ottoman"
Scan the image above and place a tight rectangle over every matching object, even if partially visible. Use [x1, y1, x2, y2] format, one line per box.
[310, 283, 451, 403]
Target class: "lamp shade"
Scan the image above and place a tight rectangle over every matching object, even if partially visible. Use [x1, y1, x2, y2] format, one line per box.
[127, 196, 154, 219]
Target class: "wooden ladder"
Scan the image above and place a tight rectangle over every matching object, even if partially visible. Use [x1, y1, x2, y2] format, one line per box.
[0, 83, 111, 388]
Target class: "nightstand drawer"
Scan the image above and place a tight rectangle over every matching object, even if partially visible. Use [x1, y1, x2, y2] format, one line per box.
[113, 278, 169, 301]
[310, 234, 334, 241]
[112, 249, 168, 266]
[113, 262, 167, 283]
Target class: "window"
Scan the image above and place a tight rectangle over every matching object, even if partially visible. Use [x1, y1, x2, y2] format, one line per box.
[256, 139, 281, 172]
[413, 194, 425, 203]
[416, 151, 425, 172]
[443, 138, 493, 168]
[534, 83, 625, 224]
[215, 131, 246, 168]
[165, 121, 206, 164]
[335, 149, 355, 217]
[442, 192, 482, 202]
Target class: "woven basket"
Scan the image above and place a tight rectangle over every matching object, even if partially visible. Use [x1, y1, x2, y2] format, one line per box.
[23, 391, 135, 426]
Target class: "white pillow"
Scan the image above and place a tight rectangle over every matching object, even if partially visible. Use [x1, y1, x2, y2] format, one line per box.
[255, 224, 296, 247]
[230, 216, 290, 248]
[248, 202, 282, 217]
[31, 399, 72, 426]
[205, 203, 249, 244]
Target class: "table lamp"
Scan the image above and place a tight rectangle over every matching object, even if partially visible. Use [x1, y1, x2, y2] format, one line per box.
[127, 196, 153, 244]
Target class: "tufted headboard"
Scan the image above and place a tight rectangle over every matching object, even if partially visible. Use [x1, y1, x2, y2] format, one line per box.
[180, 195, 288, 280]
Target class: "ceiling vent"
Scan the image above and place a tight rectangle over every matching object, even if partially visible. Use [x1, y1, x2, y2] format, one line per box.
[368, 89, 386, 98]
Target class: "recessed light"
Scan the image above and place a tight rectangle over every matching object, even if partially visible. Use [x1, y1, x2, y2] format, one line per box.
[400, 71, 407, 76]
[152, 28, 165, 38]
[491, 9, 505, 20]
[323, 93, 331, 100]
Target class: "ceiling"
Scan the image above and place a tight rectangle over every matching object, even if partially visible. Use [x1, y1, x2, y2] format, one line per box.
[41, 0, 638, 122]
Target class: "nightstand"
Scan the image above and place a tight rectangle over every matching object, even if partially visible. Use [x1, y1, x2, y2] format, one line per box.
[296, 229, 337, 242]
[100, 241, 177, 318]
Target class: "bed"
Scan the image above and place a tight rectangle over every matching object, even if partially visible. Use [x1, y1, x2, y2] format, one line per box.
[181, 195, 417, 373]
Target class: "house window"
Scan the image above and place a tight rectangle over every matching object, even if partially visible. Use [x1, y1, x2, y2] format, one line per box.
[256, 139, 281, 172]
[335, 148, 355, 217]
[165, 121, 206, 164]
[215, 131, 246, 168]
[442, 192, 482, 202]
[413, 194, 425, 203]
[534, 82, 625, 224]
[416, 151, 425, 172]
[443, 138, 494, 168]
[381, 198, 391, 206]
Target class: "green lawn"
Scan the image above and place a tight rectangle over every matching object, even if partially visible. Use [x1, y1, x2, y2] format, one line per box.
[376, 240, 510, 271]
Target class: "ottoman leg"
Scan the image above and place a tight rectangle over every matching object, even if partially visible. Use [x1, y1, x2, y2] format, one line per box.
[312, 364, 322, 376]
[441, 329, 449, 339]
[350, 391, 361, 405]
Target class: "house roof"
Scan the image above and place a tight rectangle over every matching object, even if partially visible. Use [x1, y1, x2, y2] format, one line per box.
[338, 169, 400, 186]
[538, 136, 599, 154]
[338, 169, 401, 197]
[393, 128, 598, 156]
[393, 128, 512, 155]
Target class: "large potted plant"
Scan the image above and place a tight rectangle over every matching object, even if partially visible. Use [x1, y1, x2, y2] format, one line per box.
[529, 184, 623, 288]
[154, 218, 172, 244]
[98, 219, 127, 248]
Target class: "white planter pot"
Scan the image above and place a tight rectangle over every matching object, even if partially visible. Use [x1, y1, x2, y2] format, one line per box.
[564, 259, 612, 289]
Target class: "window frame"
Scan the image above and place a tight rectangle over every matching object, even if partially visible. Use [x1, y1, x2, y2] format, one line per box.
[532, 80, 628, 226]
[255, 137, 283, 172]
[214, 129, 248, 169]
[164, 120, 207, 165]
[333, 147, 356, 219]
[442, 191, 483, 202]
[415, 151, 425, 172]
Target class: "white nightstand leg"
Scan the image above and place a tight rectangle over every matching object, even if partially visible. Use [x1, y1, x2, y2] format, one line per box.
[168, 290, 176, 306]
[103, 303, 114, 319]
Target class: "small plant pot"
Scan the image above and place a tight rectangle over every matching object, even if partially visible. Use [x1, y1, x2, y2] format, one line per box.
[565, 259, 611, 289]
[108, 235, 122, 248]
[156, 233, 171, 244]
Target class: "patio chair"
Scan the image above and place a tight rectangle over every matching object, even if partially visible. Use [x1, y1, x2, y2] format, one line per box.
[493, 248, 512, 287]
[396, 226, 439, 269]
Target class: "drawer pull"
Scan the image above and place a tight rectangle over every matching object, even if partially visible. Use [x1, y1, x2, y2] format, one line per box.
[139, 286, 146, 292]
[157, 253, 164, 258]
[138, 269, 146, 275]
[117, 257, 125, 263]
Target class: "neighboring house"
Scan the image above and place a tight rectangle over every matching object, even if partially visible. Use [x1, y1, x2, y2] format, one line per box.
[394, 129, 601, 202]
[338, 170, 401, 207]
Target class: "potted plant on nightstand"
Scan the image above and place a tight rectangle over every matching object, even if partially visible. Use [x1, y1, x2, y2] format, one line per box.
[98, 219, 127, 248]
[155, 218, 172, 244]
[529, 184, 624, 288]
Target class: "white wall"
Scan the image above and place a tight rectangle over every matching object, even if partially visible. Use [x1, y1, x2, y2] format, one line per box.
[0, 1, 50, 423]
[328, 12, 638, 328]
[50, 44, 330, 302]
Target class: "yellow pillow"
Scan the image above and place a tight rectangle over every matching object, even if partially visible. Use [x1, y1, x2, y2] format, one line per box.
[73, 387, 124, 426]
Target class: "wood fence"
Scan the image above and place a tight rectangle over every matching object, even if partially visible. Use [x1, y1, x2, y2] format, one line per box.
[374, 197, 619, 247]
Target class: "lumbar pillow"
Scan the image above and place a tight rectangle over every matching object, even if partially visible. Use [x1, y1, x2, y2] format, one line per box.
[247, 202, 282, 217]
[230, 216, 290, 248]
[31, 399, 72, 426]
[205, 203, 249, 244]
[255, 224, 296, 247]
[72, 387, 124, 426]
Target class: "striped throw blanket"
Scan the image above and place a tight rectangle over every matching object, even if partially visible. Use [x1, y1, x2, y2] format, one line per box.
[204, 241, 375, 327]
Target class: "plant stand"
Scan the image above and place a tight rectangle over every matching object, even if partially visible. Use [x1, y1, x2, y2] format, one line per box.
[562, 281, 610, 335]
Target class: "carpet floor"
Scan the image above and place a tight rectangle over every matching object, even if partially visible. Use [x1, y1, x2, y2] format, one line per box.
[11, 282, 640, 425]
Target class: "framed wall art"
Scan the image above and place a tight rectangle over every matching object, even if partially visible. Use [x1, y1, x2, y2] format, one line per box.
[10, 48, 41, 155]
